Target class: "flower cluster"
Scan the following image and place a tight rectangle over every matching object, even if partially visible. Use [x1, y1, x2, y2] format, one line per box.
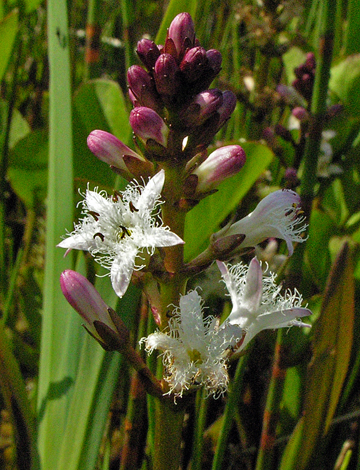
[58, 12, 312, 401]
[142, 258, 311, 398]
[87, 12, 246, 201]
[141, 290, 242, 398]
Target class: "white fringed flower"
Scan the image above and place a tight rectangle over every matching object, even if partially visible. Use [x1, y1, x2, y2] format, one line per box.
[214, 189, 307, 256]
[217, 257, 311, 351]
[141, 290, 242, 398]
[58, 170, 184, 298]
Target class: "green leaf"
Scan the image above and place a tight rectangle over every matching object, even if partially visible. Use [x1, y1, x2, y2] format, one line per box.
[280, 241, 355, 470]
[282, 47, 307, 84]
[305, 209, 337, 290]
[36, 1, 80, 469]
[7, 130, 48, 207]
[73, 79, 131, 190]
[184, 142, 273, 261]
[0, 9, 18, 82]
[344, 0, 360, 56]
[329, 55, 360, 116]
[7, 167, 47, 208]
[155, 0, 198, 44]
[0, 100, 30, 151]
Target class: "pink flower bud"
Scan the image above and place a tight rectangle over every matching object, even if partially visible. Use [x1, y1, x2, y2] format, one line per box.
[87, 130, 145, 175]
[60, 270, 117, 347]
[292, 107, 309, 121]
[154, 53, 181, 96]
[166, 12, 195, 60]
[127, 65, 162, 112]
[187, 145, 246, 194]
[136, 38, 161, 70]
[180, 89, 223, 127]
[130, 107, 168, 146]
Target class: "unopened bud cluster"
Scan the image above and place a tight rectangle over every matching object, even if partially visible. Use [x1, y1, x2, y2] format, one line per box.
[87, 12, 245, 202]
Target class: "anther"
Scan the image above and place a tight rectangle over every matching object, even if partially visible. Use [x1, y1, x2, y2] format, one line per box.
[112, 190, 123, 202]
[129, 201, 139, 213]
[88, 211, 100, 221]
[119, 225, 131, 239]
[93, 232, 105, 241]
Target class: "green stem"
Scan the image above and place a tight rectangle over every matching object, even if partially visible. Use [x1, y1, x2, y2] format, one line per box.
[300, 0, 337, 217]
[255, 330, 287, 470]
[211, 354, 248, 470]
[84, 0, 102, 80]
[153, 401, 185, 470]
[191, 388, 208, 470]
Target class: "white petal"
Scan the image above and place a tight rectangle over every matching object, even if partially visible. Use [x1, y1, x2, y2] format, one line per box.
[217, 261, 240, 312]
[110, 249, 137, 298]
[143, 227, 184, 248]
[57, 232, 96, 252]
[179, 291, 206, 350]
[242, 257, 262, 311]
[137, 170, 165, 212]
[85, 189, 112, 213]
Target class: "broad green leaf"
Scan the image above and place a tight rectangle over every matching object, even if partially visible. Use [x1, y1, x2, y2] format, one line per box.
[0, 100, 30, 151]
[36, 1, 81, 469]
[7, 167, 47, 208]
[305, 209, 337, 290]
[9, 129, 48, 170]
[184, 142, 273, 261]
[74, 79, 130, 141]
[280, 241, 355, 470]
[282, 47, 307, 84]
[155, 0, 198, 44]
[329, 55, 360, 116]
[73, 79, 131, 190]
[0, 9, 18, 82]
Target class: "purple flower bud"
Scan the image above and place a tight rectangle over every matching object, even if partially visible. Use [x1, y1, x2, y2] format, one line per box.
[127, 65, 163, 112]
[136, 38, 161, 70]
[262, 127, 276, 144]
[327, 104, 343, 119]
[166, 12, 196, 60]
[180, 89, 223, 127]
[60, 270, 118, 348]
[186, 145, 246, 194]
[87, 130, 146, 176]
[206, 49, 222, 75]
[275, 124, 293, 141]
[292, 107, 309, 121]
[130, 107, 168, 146]
[216, 90, 237, 128]
[305, 52, 316, 72]
[154, 53, 181, 96]
[180, 46, 208, 82]
[284, 167, 300, 188]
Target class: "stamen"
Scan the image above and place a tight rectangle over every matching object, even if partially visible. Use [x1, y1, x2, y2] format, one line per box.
[93, 232, 105, 241]
[88, 210, 100, 221]
[112, 190, 123, 202]
[129, 201, 139, 212]
[119, 225, 131, 239]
